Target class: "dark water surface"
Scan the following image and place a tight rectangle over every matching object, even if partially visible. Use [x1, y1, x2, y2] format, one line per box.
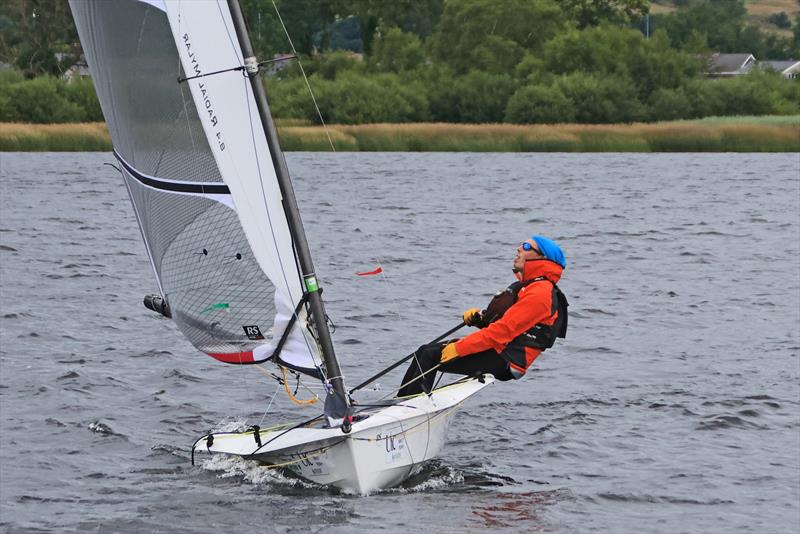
[1, 152, 799, 533]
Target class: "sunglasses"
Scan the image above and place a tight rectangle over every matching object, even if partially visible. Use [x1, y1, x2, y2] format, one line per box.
[521, 242, 541, 254]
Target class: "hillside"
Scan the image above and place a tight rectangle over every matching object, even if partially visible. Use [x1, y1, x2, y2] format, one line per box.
[652, 0, 800, 38]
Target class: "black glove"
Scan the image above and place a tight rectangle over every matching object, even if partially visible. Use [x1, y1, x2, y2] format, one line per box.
[462, 308, 483, 327]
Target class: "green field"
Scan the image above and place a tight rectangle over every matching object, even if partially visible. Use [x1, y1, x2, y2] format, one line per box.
[2, 117, 798, 153]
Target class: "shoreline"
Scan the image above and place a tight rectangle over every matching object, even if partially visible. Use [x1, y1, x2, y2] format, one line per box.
[1, 118, 798, 152]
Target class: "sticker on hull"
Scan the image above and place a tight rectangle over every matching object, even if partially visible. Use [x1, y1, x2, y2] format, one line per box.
[378, 427, 408, 464]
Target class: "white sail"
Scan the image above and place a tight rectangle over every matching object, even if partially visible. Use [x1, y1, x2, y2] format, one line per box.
[69, 0, 323, 376]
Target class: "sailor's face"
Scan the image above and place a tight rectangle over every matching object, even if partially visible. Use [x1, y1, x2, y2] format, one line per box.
[513, 239, 541, 272]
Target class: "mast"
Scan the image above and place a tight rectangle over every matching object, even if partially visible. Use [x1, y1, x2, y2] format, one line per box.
[226, 0, 348, 408]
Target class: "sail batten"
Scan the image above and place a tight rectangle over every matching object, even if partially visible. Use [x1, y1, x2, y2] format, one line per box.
[70, 0, 324, 377]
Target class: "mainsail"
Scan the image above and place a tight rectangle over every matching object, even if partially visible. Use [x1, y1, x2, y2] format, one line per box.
[69, 0, 325, 378]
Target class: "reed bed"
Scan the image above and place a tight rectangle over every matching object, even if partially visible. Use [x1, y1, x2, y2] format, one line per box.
[689, 114, 800, 125]
[2, 119, 798, 152]
[278, 126, 358, 151]
[0, 122, 111, 151]
[316, 121, 799, 152]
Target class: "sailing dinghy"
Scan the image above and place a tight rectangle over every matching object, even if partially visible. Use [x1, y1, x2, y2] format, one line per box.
[70, 0, 493, 494]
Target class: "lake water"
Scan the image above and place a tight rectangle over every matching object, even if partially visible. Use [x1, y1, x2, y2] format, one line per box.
[1, 152, 798, 533]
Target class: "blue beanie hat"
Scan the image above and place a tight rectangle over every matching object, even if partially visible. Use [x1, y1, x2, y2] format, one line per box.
[532, 235, 566, 268]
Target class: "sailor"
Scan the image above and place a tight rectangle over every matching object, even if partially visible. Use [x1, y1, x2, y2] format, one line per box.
[397, 235, 567, 397]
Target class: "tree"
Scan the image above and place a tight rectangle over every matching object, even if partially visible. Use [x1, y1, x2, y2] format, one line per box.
[560, 0, 649, 29]
[334, 0, 444, 55]
[649, 0, 798, 59]
[429, 0, 566, 74]
[370, 26, 425, 72]
[795, 14, 800, 46]
[0, 0, 78, 77]
[240, 0, 288, 58]
[767, 12, 791, 29]
[539, 25, 700, 100]
[650, 0, 747, 48]
[308, 50, 365, 79]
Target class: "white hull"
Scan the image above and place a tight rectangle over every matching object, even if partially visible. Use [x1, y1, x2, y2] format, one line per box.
[198, 376, 494, 494]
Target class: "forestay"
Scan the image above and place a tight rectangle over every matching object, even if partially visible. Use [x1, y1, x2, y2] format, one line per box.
[69, 0, 323, 378]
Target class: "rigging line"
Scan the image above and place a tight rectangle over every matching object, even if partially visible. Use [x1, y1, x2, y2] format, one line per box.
[257, 443, 338, 469]
[177, 64, 244, 83]
[117, 163, 166, 298]
[255, 364, 319, 408]
[242, 412, 325, 460]
[255, 363, 319, 404]
[287, 368, 324, 397]
[217, 0, 242, 58]
[242, 73, 308, 342]
[352, 375, 475, 406]
[372, 254, 406, 327]
[258, 383, 280, 427]
[178, 60, 197, 151]
[270, 0, 335, 152]
[349, 402, 463, 442]
[281, 366, 318, 404]
[177, 56, 297, 83]
[238, 74, 326, 378]
[421, 393, 433, 462]
[378, 362, 444, 402]
[259, 4, 338, 374]
[173, 0, 196, 151]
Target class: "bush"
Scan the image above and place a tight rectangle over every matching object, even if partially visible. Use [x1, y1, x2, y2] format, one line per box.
[306, 51, 365, 80]
[424, 68, 458, 122]
[268, 67, 432, 124]
[505, 85, 575, 123]
[62, 77, 103, 121]
[265, 77, 317, 120]
[0, 75, 85, 123]
[311, 73, 431, 124]
[555, 74, 644, 123]
[0, 70, 25, 85]
[684, 79, 721, 117]
[453, 71, 516, 122]
[647, 87, 693, 121]
[426, 70, 516, 123]
[686, 72, 799, 118]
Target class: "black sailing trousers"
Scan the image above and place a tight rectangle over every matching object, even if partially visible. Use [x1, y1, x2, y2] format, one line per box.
[397, 341, 514, 397]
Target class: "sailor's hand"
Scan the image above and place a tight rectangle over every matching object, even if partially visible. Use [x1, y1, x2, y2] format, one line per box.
[462, 308, 483, 327]
[439, 342, 459, 364]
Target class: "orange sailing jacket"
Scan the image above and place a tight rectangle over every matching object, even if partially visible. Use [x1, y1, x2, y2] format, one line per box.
[454, 259, 564, 378]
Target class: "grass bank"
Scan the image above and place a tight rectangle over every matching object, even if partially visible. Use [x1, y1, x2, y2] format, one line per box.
[2, 117, 798, 152]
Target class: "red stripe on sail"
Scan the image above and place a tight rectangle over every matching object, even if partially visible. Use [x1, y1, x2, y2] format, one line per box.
[356, 267, 383, 276]
[206, 351, 255, 364]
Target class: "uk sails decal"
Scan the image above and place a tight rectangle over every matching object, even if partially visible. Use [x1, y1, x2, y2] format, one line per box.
[182, 32, 225, 152]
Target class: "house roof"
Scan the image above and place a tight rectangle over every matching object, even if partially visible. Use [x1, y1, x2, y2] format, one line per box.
[708, 53, 756, 74]
[760, 60, 800, 74]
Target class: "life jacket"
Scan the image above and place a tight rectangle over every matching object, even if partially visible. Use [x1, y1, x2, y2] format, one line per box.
[481, 276, 568, 375]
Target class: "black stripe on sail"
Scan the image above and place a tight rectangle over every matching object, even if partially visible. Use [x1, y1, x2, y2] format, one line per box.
[114, 150, 231, 195]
